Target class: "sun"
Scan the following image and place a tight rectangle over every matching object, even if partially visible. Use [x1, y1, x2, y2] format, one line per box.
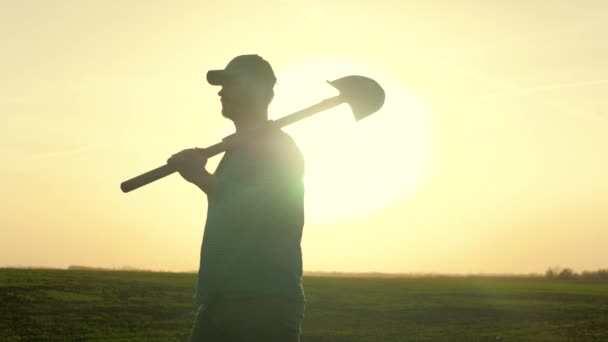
[270, 57, 431, 224]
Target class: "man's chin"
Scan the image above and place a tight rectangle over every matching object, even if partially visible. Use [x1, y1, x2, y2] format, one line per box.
[221, 108, 243, 121]
[221, 108, 232, 119]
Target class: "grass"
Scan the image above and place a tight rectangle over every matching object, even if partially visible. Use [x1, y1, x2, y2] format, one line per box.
[1, 268, 608, 341]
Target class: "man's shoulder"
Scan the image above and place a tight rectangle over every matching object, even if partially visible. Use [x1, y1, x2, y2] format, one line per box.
[241, 128, 303, 176]
[255, 128, 302, 158]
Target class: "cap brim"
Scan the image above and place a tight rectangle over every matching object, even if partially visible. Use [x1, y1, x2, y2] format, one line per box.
[206, 70, 229, 85]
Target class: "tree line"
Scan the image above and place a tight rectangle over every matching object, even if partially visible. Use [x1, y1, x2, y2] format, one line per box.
[545, 267, 608, 280]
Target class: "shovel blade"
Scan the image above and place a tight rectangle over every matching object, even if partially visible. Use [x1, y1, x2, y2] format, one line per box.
[328, 75, 385, 121]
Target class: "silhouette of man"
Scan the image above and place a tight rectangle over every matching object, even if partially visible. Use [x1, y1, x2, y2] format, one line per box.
[167, 55, 306, 341]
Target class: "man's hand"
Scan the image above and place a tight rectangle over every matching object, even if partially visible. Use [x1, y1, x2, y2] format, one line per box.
[167, 148, 208, 184]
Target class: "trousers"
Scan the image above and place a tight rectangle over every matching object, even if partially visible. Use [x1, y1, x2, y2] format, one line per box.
[189, 296, 305, 342]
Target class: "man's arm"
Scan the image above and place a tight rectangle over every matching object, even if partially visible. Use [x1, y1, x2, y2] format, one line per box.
[167, 148, 218, 197]
[191, 169, 218, 197]
[235, 134, 303, 188]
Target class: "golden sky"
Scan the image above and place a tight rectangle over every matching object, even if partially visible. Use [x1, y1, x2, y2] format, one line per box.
[2, 1, 607, 274]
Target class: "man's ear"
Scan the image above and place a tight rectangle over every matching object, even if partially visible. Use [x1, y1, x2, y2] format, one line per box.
[240, 77, 273, 106]
[254, 84, 274, 105]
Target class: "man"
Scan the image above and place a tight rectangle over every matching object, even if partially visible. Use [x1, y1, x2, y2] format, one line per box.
[167, 55, 306, 341]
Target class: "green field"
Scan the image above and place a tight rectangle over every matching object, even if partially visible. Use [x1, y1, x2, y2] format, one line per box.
[1, 269, 607, 341]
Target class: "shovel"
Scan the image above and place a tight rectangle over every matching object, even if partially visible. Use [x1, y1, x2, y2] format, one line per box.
[120, 75, 385, 193]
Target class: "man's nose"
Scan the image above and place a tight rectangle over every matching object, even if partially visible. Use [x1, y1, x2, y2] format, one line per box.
[218, 87, 224, 96]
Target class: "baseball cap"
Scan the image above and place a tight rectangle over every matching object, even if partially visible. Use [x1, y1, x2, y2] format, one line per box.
[206, 54, 277, 87]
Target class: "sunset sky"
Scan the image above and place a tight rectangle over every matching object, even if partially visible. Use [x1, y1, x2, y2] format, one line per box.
[2, 1, 607, 274]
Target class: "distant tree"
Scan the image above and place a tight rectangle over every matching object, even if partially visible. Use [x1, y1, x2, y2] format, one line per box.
[596, 269, 608, 280]
[557, 268, 576, 280]
[545, 267, 561, 279]
[68, 265, 104, 271]
[581, 269, 608, 280]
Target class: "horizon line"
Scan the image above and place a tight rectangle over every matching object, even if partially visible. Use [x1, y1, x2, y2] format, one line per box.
[0, 264, 553, 277]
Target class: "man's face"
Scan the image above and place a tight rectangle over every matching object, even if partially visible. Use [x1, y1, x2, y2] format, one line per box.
[217, 76, 253, 121]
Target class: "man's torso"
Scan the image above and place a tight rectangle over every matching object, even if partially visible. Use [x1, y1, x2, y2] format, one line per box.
[194, 128, 305, 305]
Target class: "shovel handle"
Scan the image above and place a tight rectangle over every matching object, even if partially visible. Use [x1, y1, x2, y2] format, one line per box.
[120, 164, 176, 193]
[121, 96, 345, 193]
[120, 136, 237, 193]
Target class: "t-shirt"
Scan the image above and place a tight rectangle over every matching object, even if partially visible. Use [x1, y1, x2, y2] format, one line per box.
[193, 126, 305, 305]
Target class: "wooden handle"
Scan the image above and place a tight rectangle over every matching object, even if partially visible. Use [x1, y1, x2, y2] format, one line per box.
[120, 164, 176, 193]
